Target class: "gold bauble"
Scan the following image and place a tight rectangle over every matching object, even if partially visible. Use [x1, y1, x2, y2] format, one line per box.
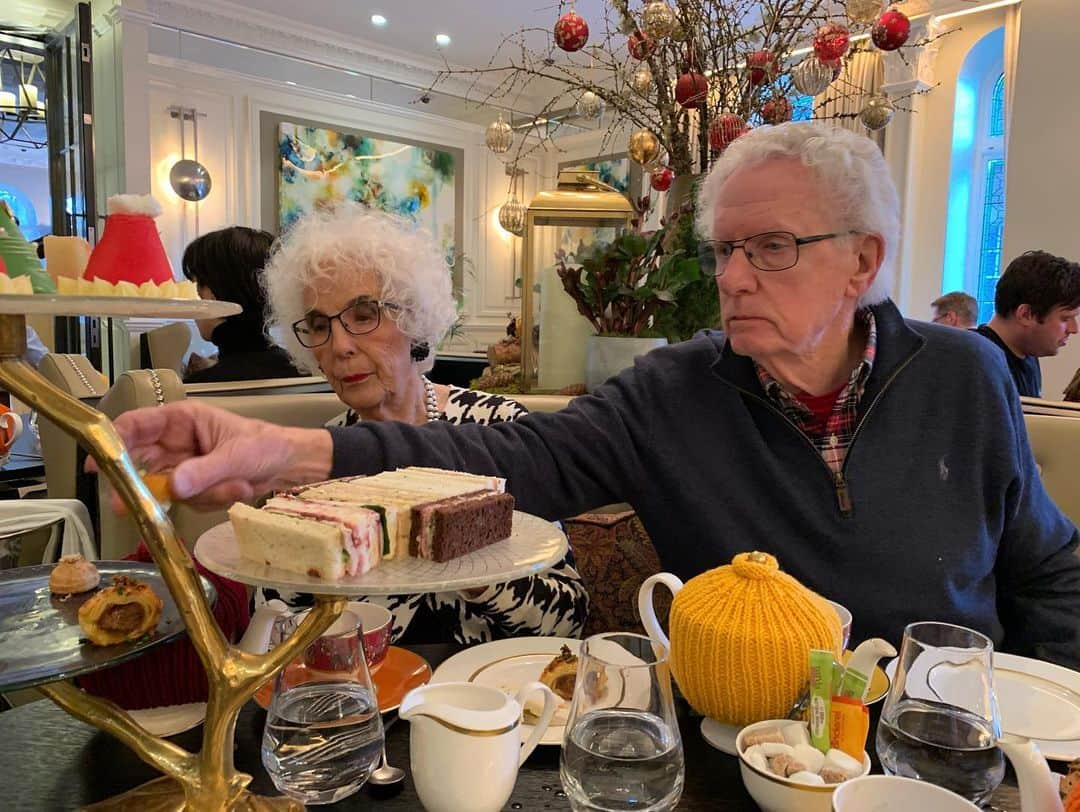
[629, 129, 661, 166]
[859, 94, 895, 131]
[630, 64, 653, 96]
[485, 113, 513, 154]
[641, 0, 676, 40]
[577, 90, 603, 119]
[847, 0, 884, 25]
[498, 195, 526, 236]
[669, 16, 688, 42]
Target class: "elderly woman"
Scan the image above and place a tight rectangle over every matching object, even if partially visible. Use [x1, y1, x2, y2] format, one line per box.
[259, 205, 587, 644]
[105, 123, 1080, 669]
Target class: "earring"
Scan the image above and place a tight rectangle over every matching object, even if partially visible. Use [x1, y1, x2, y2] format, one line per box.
[410, 342, 430, 362]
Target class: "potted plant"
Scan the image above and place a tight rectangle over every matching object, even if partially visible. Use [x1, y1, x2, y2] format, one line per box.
[556, 204, 711, 391]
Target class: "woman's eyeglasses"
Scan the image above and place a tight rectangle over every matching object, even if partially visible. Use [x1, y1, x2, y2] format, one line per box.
[698, 230, 858, 276]
[291, 298, 401, 348]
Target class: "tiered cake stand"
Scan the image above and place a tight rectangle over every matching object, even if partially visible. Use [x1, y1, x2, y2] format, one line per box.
[0, 295, 569, 810]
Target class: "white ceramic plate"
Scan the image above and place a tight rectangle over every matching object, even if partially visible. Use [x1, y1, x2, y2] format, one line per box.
[194, 511, 567, 595]
[884, 652, 1080, 761]
[430, 637, 580, 746]
[129, 702, 207, 737]
[700, 717, 740, 755]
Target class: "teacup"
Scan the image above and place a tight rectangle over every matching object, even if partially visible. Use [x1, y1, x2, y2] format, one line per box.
[827, 600, 853, 650]
[296, 601, 392, 673]
[832, 775, 981, 811]
[0, 405, 22, 466]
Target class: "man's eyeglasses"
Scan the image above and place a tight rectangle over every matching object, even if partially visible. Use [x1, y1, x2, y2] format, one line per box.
[292, 297, 401, 348]
[698, 230, 858, 276]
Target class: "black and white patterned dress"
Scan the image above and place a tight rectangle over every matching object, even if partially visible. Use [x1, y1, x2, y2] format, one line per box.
[259, 386, 589, 645]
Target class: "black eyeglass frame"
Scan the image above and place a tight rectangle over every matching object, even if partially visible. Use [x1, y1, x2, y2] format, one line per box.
[291, 297, 402, 348]
[699, 230, 860, 275]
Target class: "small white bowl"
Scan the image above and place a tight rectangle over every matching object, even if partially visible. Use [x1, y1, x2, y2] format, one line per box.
[736, 719, 871, 812]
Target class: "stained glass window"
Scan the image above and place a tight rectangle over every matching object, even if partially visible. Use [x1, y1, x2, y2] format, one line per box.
[976, 158, 1006, 324]
[989, 73, 1005, 137]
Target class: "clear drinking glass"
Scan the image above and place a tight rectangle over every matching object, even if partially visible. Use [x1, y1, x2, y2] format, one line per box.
[876, 621, 1005, 804]
[559, 632, 685, 812]
[261, 610, 384, 805]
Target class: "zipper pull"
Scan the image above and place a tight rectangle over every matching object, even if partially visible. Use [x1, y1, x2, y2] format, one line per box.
[835, 472, 853, 517]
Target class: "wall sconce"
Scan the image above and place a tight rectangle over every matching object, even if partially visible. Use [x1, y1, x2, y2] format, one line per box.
[168, 106, 212, 203]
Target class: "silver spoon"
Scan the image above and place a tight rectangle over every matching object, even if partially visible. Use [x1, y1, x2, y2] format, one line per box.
[368, 744, 405, 786]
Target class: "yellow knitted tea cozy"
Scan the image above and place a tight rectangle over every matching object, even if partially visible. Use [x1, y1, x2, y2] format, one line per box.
[667, 551, 841, 726]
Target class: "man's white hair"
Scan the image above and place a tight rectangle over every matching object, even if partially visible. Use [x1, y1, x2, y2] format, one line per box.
[695, 121, 900, 307]
[264, 204, 458, 375]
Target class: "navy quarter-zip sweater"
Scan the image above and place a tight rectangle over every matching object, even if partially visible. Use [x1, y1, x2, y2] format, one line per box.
[328, 300, 1080, 668]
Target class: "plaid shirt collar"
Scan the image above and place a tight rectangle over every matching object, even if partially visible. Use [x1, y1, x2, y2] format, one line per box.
[755, 310, 878, 429]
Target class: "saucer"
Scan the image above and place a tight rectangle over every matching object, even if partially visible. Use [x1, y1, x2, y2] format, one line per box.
[254, 646, 431, 713]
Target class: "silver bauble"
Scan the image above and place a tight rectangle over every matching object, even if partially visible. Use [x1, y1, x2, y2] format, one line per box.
[859, 94, 895, 130]
[847, 0, 884, 25]
[485, 113, 514, 154]
[577, 90, 603, 119]
[498, 195, 526, 236]
[641, 0, 676, 40]
[792, 57, 833, 97]
[630, 64, 653, 96]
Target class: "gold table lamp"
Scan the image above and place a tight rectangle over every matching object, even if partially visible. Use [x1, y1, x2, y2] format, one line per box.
[0, 298, 346, 811]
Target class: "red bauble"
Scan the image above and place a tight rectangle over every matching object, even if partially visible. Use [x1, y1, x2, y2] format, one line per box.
[675, 71, 709, 109]
[813, 23, 851, 62]
[761, 96, 793, 125]
[709, 114, 747, 152]
[872, 8, 911, 51]
[554, 10, 589, 52]
[628, 30, 656, 60]
[746, 49, 779, 86]
[650, 166, 674, 192]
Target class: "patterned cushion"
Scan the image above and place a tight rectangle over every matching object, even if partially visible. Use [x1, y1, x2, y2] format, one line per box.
[564, 510, 669, 637]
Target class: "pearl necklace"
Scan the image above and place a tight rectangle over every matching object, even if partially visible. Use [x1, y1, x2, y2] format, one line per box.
[421, 376, 440, 423]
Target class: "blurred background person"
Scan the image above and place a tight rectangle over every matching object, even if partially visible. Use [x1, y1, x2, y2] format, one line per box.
[931, 291, 978, 328]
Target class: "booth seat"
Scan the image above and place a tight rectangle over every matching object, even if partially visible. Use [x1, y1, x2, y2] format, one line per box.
[1023, 412, 1080, 529]
[1020, 396, 1080, 418]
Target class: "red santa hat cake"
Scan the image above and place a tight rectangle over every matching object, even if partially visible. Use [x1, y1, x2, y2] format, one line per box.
[83, 195, 174, 285]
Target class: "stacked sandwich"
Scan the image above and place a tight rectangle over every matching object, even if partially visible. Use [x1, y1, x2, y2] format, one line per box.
[228, 467, 514, 580]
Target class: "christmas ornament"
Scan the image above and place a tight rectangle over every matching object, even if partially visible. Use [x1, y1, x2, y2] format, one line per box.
[813, 23, 851, 62]
[498, 195, 526, 236]
[872, 8, 911, 51]
[577, 89, 603, 118]
[709, 114, 746, 152]
[629, 129, 661, 166]
[792, 57, 833, 96]
[628, 30, 656, 61]
[859, 94, 895, 130]
[485, 113, 514, 154]
[641, 1, 676, 40]
[761, 96, 793, 125]
[554, 9, 589, 52]
[630, 64, 653, 96]
[847, 0, 883, 25]
[746, 49, 779, 86]
[669, 15, 687, 42]
[675, 71, 709, 109]
[650, 165, 674, 192]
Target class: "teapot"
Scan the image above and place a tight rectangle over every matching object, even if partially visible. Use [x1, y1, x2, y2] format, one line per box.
[997, 735, 1065, 812]
[399, 681, 557, 812]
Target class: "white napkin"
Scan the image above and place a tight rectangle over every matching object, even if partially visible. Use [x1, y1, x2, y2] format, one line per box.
[0, 498, 96, 562]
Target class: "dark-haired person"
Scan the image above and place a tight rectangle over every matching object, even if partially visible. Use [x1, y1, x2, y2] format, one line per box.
[975, 251, 1080, 397]
[181, 226, 302, 383]
[931, 291, 978, 329]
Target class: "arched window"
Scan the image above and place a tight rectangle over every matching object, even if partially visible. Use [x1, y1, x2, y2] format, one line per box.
[975, 72, 1006, 324]
[792, 95, 814, 122]
[989, 73, 1005, 138]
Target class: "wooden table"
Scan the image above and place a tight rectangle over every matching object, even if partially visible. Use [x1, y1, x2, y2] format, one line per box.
[0, 643, 1023, 810]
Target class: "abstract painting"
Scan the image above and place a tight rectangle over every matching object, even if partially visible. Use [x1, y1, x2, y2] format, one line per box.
[277, 122, 458, 266]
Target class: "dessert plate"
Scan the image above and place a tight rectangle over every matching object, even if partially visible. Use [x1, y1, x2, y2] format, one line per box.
[431, 637, 581, 746]
[884, 652, 1080, 761]
[195, 511, 567, 595]
[0, 562, 215, 692]
[255, 646, 432, 714]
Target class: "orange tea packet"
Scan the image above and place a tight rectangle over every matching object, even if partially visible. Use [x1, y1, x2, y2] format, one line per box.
[829, 694, 869, 760]
[142, 472, 173, 504]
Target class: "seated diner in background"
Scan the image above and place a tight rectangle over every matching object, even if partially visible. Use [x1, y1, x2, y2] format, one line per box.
[257, 204, 587, 644]
[100, 122, 1080, 669]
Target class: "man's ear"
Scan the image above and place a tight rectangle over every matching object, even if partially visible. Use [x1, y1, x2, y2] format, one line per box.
[1015, 303, 1038, 325]
[846, 232, 885, 300]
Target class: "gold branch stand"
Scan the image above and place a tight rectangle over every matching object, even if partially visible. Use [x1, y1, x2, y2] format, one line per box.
[0, 300, 346, 810]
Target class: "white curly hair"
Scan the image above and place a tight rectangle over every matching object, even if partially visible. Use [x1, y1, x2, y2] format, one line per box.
[264, 204, 458, 374]
[696, 121, 900, 307]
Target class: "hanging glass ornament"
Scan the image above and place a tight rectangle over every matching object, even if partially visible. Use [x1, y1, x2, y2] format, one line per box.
[791, 57, 833, 96]
[629, 129, 661, 166]
[577, 90, 603, 118]
[859, 95, 895, 130]
[650, 165, 674, 192]
[872, 8, 911, 51]
[674, 71, 709, 109]
[847, 0, 884, 25]
[485, 113, 514, 154]
[628, 30, 656, 60]
[709, 114, 747, 152]
[669, 15, 688, 42]
[761, 96, 793, 125]
[554, 8, 590, 52]
[746, 49, 780, 86]
[630, 64, 653, 96]
[641, 1, 676, 40]
[813, 23, 851, 62]
[498, 195, 526, 236]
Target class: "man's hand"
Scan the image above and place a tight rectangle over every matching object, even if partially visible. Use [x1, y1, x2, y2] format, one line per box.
[86, 401, 334, 510]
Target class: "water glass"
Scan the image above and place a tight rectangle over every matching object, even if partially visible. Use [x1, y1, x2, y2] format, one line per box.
[876, 621, 1004, 804]
[261, 610, 384, 805]
[560, 632, 684, 812]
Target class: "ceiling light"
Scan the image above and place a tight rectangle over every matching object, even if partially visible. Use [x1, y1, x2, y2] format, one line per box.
[371, 14, 387, 27]
[285, 80, 297, 86]
[435, 33, 451, 47]
[935, 0, 1020, 22]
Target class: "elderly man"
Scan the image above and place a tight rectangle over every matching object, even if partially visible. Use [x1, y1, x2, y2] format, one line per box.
[930, 291, 978, 329]
[102, 123, 1080, 667]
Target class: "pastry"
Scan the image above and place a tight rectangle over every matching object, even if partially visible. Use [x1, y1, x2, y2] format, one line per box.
[48, 554, 100, 594]
[539, 645, 608, 703]
[78, 575, 163, 646]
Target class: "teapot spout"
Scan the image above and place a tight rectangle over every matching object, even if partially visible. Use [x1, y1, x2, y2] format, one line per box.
[998, 734, 1064, 812]
[237, 599, 289, 655]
